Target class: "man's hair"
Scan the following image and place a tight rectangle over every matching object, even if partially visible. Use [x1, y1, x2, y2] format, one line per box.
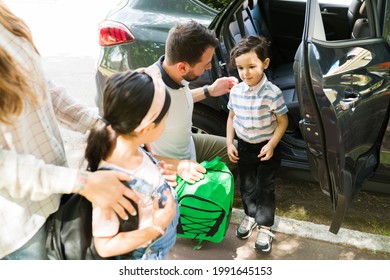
[165, 20, 218, 66]
[230, 35, 271, 68]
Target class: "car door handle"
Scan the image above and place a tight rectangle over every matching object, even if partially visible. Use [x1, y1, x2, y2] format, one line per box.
[321, 8, 338, 16]
[339, 96, 360, 110]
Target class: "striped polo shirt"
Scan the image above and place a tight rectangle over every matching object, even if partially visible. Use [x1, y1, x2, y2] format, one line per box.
[227, 75, 288, 144]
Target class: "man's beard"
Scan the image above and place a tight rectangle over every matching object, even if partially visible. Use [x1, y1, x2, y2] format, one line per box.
[182, 70, 199, 82]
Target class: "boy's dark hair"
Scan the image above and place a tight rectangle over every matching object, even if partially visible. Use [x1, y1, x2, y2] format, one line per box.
[165, 20, 218, 66]
[230, 35, 271, 67]
[85, 71, 171, 171]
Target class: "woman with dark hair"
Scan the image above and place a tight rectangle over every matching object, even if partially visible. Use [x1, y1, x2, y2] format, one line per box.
[85, 66, 178, 260]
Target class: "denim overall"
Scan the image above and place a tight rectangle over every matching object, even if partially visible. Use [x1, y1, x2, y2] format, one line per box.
[128, 181, 179, 260]
[99, 151, 179, 260]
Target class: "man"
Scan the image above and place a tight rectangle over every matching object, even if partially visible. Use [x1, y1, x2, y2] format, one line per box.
[151, 20, 238, 183]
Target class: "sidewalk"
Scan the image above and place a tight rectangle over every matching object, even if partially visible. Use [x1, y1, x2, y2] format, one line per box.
[168, 208, 390, 260]
[59, 125, 390, 259]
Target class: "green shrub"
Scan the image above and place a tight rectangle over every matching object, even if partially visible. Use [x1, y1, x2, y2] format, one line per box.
[200, 0, 231, 11]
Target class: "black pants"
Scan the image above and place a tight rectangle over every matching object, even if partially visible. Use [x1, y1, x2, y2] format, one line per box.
[237, 139, 281, 227]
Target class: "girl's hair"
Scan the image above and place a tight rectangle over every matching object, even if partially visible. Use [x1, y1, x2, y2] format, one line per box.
[0, 2, 39, 124]
[229, 35, 271, 68]
[85, 70, 171, 171]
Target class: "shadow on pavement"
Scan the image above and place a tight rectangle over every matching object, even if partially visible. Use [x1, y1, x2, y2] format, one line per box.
[168, 217, 390, 260]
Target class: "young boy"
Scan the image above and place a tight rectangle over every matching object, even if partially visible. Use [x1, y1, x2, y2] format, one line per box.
[226, 36, 288, 253]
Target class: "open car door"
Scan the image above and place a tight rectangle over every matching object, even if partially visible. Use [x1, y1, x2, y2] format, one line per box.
[295, 0, 390, 234]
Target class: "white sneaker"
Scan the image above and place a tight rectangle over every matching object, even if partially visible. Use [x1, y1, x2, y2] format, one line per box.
[236, 215, 256, 239]
[254, 227, 275, 252]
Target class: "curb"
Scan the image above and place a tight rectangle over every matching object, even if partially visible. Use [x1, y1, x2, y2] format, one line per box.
[231, 208, 390, 254]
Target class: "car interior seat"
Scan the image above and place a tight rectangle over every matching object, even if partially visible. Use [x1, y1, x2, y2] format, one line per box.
[227, 0, 299, 133]
[247, 0, 271, 40]
[348, 0, 365, 33]
[351, 1, 370, 39]
[228, 0, 270, 49]
[228, 0, 257, 45]
[228, 0, 296, 104]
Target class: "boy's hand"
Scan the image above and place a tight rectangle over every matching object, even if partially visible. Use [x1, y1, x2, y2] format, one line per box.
[227, 143, 239, 163]
[258, 143, 274, 161]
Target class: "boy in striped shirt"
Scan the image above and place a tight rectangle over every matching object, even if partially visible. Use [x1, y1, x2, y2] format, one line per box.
[226, 36, 288, 253]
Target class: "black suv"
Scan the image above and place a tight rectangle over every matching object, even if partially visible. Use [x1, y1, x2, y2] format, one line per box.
[95, 0, 390, 233]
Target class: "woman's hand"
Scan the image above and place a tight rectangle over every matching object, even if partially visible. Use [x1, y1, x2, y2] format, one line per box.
[75, 170, 139, 220]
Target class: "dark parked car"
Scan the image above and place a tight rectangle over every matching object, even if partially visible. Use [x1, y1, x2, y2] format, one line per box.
[95, 0, 390, 233]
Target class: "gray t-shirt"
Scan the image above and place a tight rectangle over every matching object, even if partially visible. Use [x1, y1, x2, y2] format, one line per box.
[150, 56, 196, 160]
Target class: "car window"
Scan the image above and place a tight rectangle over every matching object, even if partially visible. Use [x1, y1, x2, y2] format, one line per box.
[198, 0, 353, 11]
[279, 0, 352, 4]
[129, 0, 217, 15]
[310, 0, 374, 41]
[319, 0, 351, 4]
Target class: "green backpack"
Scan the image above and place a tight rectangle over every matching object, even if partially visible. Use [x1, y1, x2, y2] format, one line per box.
[175, 157, 234, 250]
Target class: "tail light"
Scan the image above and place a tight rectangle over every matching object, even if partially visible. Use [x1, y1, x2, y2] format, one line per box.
[98, 21, 136, 46]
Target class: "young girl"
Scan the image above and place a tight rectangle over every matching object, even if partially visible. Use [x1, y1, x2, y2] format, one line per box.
[226, 36, 288, 253]
[85, 66, 179, 260]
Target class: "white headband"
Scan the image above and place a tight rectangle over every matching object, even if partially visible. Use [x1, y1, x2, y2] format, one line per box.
[134, 65, 166, 132]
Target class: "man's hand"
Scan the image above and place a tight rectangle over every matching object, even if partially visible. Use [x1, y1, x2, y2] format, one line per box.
[177, 160, 206, 184]
[209, 76, 239, 97]
[74, 170, 139, 220]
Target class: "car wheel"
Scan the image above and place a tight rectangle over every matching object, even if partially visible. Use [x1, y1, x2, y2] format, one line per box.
[192, 106, 227, 137]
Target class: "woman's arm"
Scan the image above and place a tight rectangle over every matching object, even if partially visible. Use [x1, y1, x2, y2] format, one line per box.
[48, 80, 100, 133]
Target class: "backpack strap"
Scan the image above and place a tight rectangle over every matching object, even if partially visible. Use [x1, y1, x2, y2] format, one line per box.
[97, 166, 136, 187]
[143, 149, 161, 166]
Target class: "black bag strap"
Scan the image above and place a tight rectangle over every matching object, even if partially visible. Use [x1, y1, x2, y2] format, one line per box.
[46, 165, 141, 259]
